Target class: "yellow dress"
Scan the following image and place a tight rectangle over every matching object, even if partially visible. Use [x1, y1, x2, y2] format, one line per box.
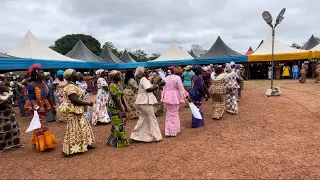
[282, 66, 290, 77]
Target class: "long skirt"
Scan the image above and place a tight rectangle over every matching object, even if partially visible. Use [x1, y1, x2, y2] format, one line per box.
[226, 93, 238, 114]
[62, 113, 95, 155]
[31, 120, 58, 151]
[92, 92, 110, 125]
[164, 104, 180, 136]
[130, 104, 162, 142]
[123, 94, 139, 120]
[0, 109, 20, 151]
[191, 99, 204, 128]
[106, 110, 129, 147]
[211, 94, 225, 119]
[184, 86, 190, 107]
[299, 73, 307, 83]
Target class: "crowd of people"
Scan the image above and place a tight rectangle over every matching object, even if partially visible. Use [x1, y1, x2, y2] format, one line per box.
[2, 59, 319, 157]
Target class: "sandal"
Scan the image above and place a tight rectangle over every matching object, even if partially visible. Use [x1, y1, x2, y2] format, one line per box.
[87, 145, 96, 150]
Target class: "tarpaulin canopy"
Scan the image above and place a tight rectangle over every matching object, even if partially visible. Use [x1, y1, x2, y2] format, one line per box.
[153, 43, 193, 61]
[200, 36, 243, 58]
[120, 50, 136, 62]
[0, 56, 248, 71]
[8, 30, 75, 61]
[249, 31, 311, 62]
[245, 47, 254, 55]
[66, 40, 105, 62]
[189, 50, 198, 58]
[301, 35, 319, 50]
[99, 47, 124, 63]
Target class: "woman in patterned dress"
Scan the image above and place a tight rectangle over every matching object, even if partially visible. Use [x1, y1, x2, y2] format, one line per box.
[123, 69, 139, 120]
[92, 69, 111, 125]
[76, 72, 91, 123]
[25, 64, 58, 152]
[0, 84, 22, 152]
[189, 65, 208, 128]
[130, 66, 165, 143]
[58, 69, 95, 157]
[150, 71, 163, 117]
[225, 64, 240, 115]
[209, 66, 236, 120]
[106, 70, 129, 147]
[53, 70, 67, 122]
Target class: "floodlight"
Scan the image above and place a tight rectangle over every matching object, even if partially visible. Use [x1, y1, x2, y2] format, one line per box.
[262, 11, 273, 26]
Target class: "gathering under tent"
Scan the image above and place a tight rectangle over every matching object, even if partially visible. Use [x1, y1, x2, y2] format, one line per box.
[8, 30, 74, 61]
[189, 50, 198, 58]
[248, 32, 312, 62]
[99, 47, 124, 63]
[120, 50, 136, 62]
[200, 36, 243, 58]
[301, 35, 319, 50]
[245, 47, 254, 55]
[66, 40, 105, 62]
[154, 43, 194, 61]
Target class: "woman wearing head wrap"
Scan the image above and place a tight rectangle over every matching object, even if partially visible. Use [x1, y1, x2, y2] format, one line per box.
[106, 70, 129, 147]
[150, 70, 164, 117]
[44, 72, 56, 122]
[161, 66, 188, 137]
[225, 63, 240, 115]
[188, 65, 207, 128]
[76, 72, 91, 123]
[58, 69, 95, 157]
[0, 81, 22, 152]
[53, 70, 67, 122]
[123, 69, 139, 120]
[181, 65, 195, 107]
[130, 66, 165, 142]
[25, 64, 58, 152]
[299, 62, 308, 83]
[209, 66, 235, 120]
[91, 69, 111, 125]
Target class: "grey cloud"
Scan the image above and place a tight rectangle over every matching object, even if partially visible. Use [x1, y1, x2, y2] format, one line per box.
[1, 0, 320, 56]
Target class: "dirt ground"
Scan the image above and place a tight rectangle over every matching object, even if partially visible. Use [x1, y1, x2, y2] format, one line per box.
[1, 79, 320, 179]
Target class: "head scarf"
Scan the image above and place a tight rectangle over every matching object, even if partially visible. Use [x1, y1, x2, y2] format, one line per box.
[174, 66, 183, 74]
[225, 63, 231, 72]
[202, 66, 209, 71]
[76, 72, 82, 75]
[96, 69, 105, 76]
[28, 64, 42, 75]
[63, 69, 75, 80]
[135, 66, 145, 78]
[192, 65, 202, 74]
[44, 72, 50, 76]
[235, 64, 241, 70]
[185, 65, 192, 71]
[57, 70, 64, 76]
[109, 70, 120, 80]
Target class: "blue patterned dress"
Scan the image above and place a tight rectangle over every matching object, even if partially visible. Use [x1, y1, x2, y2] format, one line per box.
[76, 81, 91, 123]
[190, 76, 204, 128]
[225, 74, 240, 114]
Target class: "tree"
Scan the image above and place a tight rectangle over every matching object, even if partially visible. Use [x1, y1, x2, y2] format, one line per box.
[51, 34, 102, 55]
[148, 53, 160, 61]
[102, 41, 121, 57]
[191, 44, 206, 56]
[132, 49, 149, 62]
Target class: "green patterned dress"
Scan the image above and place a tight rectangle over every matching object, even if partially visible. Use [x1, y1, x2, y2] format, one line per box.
[106, 83, 129, 147]
[150, 74, 163, 116]
[123, 78, 139, 120]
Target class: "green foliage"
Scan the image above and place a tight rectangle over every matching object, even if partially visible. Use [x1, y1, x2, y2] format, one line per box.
[148, 53, 161, 61]
[51, 34, 102, 55]
[132, 49, 149, 62]
[291, 43, 302, 49]
[102, 41, 121, 57]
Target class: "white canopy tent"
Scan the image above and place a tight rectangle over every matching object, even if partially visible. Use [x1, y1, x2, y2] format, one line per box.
[249, 31, 310, 62]
[154, 43, 193, 61]
[311, 44, 320, 50]
[252, 32, 306, 55]
[8, 30, 76, 61]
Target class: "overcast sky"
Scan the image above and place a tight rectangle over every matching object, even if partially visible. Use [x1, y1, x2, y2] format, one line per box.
[1, 0, 319, 55]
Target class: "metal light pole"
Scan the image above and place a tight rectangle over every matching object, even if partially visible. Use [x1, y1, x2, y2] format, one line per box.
[262, 8, 286, 96]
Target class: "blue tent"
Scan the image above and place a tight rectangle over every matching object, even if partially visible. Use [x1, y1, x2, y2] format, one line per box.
[0, 56, 248, 70]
